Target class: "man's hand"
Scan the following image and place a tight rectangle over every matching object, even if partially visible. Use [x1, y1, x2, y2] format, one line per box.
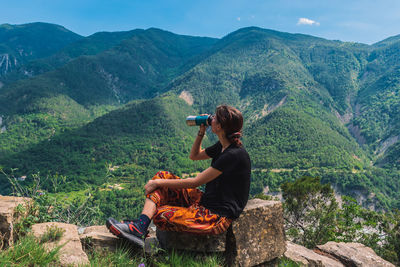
[144, 179, 159, 195]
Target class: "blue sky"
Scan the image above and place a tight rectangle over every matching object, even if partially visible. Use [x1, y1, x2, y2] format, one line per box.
[2, 0, 400, 44]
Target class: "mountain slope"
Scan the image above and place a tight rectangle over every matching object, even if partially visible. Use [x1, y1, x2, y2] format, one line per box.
[244, 106, 364, 169]
[372, 34, 400, 48]
[350, 40, 400, 165]
[0, 96, 210, 193]
[0, 22, 83, 79]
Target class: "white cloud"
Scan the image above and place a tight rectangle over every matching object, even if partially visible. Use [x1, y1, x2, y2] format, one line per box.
[237, 17, 241, 21]
[297, 18, 320, 26]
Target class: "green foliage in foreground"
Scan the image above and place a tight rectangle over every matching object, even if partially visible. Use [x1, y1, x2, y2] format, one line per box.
[0, 235, 62, 266]
[281, 176, 400, 265]
[86, 247, 138, 266]
[282, 176, 338, 248]
[250, 166, 400, 211]
[3, 170, 398, 266]
[0, 240, 221, 267]
[0, 228, 225, 267]
[0, 238, 300, 267]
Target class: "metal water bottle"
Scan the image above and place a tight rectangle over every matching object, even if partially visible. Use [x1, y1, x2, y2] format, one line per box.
[186, 115, 212, 126]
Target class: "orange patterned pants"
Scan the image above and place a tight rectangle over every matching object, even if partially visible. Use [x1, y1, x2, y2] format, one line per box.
[147, 171, 232, 235]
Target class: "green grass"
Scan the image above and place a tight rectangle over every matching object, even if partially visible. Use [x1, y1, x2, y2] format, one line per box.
[88, 247, 302, 267]
[0, 236, 224, 267]
[87, 248, 300, 267]
[39, 225, 65, 244]
[0, 233, 298, 267]
[86, 247, 139, 266]
[84, 246, 224, 267]
[155, 250, 223, 267]
[277, 257, 301, 267]
[0, 235, 62, 266]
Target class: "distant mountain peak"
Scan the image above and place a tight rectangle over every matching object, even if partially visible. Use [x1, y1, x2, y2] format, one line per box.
[372, 34, 400, 48]
[0, 22, 78, 33]
[222, 26, 335, 45]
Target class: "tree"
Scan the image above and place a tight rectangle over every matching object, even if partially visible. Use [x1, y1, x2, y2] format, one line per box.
[281, 176, 338, 248]
[335, 196, 363, 242]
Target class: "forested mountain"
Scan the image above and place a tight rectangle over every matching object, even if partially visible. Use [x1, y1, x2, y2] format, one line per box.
[0, 28, 217, 156]
[0, 27, 218, 112]
[352, 39, 400, 167]
[0, 22, 83, 80]
[0, 24, 399, 210]
[1, 29, 143, 84]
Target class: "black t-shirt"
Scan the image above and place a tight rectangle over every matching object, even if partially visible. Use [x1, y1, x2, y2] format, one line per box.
[199, 141, 251, 219]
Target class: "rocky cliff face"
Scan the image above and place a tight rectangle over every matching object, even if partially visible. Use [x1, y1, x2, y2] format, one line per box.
[0, 54, 17, 75]
[0, 115, 6, 133]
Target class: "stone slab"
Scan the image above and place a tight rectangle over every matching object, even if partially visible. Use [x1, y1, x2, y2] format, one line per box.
[285, 241, 344, 267]
[317, 242, 395, 267]
[32, 222, 89, 266]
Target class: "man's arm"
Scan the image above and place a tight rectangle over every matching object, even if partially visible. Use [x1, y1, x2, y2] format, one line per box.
[144, 167, 221, 195]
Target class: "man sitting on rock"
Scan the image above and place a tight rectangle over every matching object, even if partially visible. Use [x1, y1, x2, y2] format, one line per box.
[106, 105, 251, 248]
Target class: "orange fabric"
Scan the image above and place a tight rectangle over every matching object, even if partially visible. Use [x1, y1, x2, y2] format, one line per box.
[147, 171, 232, 235]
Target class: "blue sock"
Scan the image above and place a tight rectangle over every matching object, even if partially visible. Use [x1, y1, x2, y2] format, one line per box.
[136, 214, 151, 233]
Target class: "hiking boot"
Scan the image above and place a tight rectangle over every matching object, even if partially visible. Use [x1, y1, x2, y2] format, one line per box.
[106, 217, 147, 248]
